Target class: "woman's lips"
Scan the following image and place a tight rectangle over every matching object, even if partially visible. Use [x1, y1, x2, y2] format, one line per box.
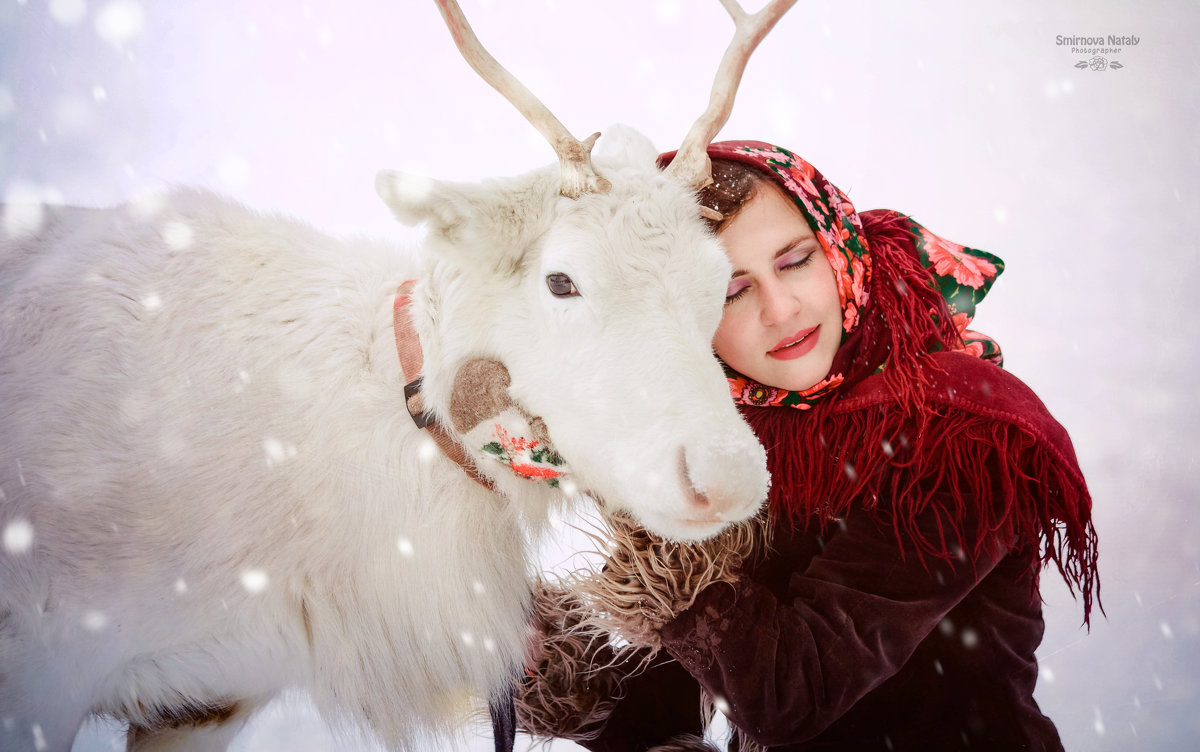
[768, 325, 820, 360]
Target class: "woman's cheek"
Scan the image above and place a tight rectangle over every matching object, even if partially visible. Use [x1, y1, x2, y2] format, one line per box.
[714, 315, 750, 368]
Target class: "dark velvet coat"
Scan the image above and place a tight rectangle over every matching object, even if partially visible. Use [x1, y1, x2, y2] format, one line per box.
[578, 353, 1096, 751]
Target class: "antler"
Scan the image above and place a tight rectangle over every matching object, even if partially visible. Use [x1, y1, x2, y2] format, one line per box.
[434, 0, 611, 199]
[666, 0, 798, 190]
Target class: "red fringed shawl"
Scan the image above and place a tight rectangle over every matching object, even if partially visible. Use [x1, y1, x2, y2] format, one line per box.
[660, 140, 1099, 622]
[744, 209, 1099, 623]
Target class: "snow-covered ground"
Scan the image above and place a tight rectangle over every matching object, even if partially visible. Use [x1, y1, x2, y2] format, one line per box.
[3, 1, 1196, 750]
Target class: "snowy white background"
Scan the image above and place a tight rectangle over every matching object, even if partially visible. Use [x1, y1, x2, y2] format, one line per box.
[2, 0, 1197, 750]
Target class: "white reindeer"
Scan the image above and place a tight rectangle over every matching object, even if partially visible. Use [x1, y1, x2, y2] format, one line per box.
[0, 1, 794, 750]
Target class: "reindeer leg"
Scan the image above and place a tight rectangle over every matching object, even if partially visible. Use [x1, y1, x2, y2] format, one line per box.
[0, 703, 87, 752]
[0, 625, 91, 752]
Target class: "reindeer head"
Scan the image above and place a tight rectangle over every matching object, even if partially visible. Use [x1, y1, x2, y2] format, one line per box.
[376, 0, 795, 541]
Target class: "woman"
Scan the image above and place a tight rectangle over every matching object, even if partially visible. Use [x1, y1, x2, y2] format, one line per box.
[516, 141, 1099, 752]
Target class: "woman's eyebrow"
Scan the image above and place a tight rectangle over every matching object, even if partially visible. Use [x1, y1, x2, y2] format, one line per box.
[774, 237, 817, 260]
[730, 237, 814, 277]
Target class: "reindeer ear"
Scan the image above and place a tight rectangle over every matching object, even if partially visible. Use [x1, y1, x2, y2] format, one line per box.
[375, 171, 447, 228]
[592, 124, 660, 170]
[376, 168, 559, 274]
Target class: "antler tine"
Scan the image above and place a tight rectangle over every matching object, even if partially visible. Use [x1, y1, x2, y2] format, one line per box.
[667, 0, 798, 190]
[434, 0, 611, 198]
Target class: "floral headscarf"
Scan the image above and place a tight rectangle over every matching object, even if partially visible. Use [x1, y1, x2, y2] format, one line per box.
[658, 145, 1099, 621]
[667, 141, 1005, 411]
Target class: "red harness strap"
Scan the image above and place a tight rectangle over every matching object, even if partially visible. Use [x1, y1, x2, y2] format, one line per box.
[393, 281, 494, 490]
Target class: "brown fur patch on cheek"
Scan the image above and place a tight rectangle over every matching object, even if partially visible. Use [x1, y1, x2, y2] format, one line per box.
[449, 358, 514, 433]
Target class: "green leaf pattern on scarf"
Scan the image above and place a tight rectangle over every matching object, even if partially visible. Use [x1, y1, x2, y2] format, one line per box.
[908, 218, 1005, 365]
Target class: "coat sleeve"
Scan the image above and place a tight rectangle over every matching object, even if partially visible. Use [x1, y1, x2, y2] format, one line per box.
[656, 499, 1011, 748]
[514, 613, 706, 750]
[575, 651, 707, 752]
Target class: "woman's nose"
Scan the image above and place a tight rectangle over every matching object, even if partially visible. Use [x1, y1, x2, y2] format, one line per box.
[758, 279, 800, 325]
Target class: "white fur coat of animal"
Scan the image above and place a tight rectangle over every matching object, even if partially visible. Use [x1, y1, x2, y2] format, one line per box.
[0, 129, 768, 751]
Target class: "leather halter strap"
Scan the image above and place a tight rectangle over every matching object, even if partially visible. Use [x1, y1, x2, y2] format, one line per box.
[393, 282, 494, 490]
[395, 284, 520, 752]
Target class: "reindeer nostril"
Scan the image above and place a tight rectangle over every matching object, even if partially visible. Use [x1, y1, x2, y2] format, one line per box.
[678, 447, 712, 509]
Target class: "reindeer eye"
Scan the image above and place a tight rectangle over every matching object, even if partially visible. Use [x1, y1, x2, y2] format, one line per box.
[545, 273, 579, 298]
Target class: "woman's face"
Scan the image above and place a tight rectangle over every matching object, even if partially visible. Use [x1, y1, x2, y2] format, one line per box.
[713, 181, 843, 391]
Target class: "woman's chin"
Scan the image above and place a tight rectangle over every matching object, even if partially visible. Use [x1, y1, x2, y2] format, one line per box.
[754, 367, 825, 393]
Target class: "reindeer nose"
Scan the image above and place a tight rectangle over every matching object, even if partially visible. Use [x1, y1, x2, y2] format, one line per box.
[676, 436, 768, 526]
[678, 448, 713, 510]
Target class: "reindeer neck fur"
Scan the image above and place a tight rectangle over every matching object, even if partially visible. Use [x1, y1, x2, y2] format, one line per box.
[0, 190, 543, 747]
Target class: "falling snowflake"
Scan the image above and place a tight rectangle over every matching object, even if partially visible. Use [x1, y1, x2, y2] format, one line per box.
[396, 537, 415, 557]
[3, 519, 34, 554]
[49, 0, 86, 26]
[83, 611, 109, 632]
[712, 695, 731, 716]
[95, 0, 145, 48]
[417, 436, 437, 463]
[960, 627, 979, 649]
[263, 438, 297, 467]
[232, 369, 252, 395]
[241, 569, 269, 594]
[162, 221, 193, 250]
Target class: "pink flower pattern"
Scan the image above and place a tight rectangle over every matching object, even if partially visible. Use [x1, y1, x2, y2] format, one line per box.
[921, 229, 997, 289]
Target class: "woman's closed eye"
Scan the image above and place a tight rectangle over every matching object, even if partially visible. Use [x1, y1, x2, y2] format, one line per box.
[777, 247, 816, 272]
[725, 244, 819, 305]
[725, 278, 751, 305]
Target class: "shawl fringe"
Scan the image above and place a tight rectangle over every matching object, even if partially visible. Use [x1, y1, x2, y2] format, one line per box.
[742, 380, 1100, 625]
[841, 209, 964, 410]
[739, 208, 1099, 624]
